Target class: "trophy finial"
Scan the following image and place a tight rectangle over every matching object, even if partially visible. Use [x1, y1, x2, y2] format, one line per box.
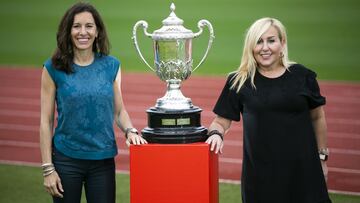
[170, 3, 175, 12]
[162, 2, 183, 25]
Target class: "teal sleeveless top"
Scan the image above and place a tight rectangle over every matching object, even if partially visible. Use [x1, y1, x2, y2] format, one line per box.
[44, 55, 119, 160]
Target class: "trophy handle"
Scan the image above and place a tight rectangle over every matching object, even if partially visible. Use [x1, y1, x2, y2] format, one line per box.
[132, 20, 155, 71]
[193, 20, 215, 72]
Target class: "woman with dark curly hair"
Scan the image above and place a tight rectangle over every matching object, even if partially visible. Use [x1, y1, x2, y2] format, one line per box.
[39, 2, 147, 202]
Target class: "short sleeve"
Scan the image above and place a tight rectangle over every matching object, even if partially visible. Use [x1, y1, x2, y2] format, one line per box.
[108, 56, 120, 81]
[213, 74, 243, 121]
[304, 70, 326, 109]
[43, 58, 57, 83]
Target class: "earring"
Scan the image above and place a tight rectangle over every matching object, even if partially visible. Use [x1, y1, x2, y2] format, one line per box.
[280, 52, 284, 58]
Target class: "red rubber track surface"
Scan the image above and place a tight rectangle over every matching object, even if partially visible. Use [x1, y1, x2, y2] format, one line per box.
[0, 68, 359, 194]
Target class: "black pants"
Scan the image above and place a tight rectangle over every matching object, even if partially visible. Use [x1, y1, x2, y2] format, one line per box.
[52, 147, 116, 203]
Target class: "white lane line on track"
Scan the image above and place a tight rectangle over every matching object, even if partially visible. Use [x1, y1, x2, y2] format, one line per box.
[1, 138, 360, 156]
[0, 140, 130, 155]
[0, 96, 39, 105]
[0, 140, 241, 164]
[220, 158, 243, 164]
[327, 118, 360, 125]
[224, 141, 243, 147]
[1, 140, 360, 172]
[0, 109, 40, 117]
[329, 167, 360, 174]
[1, 122, 359, 140]
[331, 148, 360, 156]
[2, 86, 360, 103]
[2, 99, 360, 117]
[327, 189, 360, 196]
[0, 123, 38, 131]
[0, 160, 40, 167]
[1, 160, 360, 177]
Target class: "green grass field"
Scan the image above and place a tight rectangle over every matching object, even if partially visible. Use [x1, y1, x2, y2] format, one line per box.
[0, 0, 359, 81]
[1, 164, 359, 203]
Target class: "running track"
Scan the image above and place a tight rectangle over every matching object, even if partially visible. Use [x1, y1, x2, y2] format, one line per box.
[0, 68, 359, 195]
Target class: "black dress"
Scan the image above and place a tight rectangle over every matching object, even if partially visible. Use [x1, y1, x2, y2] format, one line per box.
[214, 64, 332, 203]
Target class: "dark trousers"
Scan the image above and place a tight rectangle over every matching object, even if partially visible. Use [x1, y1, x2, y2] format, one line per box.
[52, 148, 116, 203]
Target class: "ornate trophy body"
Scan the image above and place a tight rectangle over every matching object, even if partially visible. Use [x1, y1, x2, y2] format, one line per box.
[132, 3, 214, 143]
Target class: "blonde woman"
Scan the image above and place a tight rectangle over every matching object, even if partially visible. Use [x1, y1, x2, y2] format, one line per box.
[206, 17, 331, 203]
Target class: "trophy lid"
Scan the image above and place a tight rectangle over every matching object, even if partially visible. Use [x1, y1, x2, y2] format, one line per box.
[152, 3, 194, 40]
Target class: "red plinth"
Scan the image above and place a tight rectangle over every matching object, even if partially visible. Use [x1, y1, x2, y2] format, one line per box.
[130, 143, 219, 203]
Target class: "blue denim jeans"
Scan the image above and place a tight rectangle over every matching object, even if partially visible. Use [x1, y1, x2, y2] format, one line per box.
[52, 147, 116, 203]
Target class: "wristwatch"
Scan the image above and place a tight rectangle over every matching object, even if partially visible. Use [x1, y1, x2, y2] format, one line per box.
[319, 148, 329, 161]
[125, 127, 138, 139]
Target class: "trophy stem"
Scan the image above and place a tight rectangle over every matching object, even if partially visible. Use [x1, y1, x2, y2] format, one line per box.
[155, 79, 193, 111]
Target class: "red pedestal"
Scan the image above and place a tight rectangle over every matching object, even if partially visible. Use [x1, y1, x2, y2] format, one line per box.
[130, 143, 219, 203]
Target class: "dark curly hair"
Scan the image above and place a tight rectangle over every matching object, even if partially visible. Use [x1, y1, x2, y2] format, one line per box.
[51, 2, 110, 74]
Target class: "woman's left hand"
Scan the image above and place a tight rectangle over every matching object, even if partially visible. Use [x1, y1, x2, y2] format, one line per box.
[321, 161, 328, 182]
[126, 133, 148, 147]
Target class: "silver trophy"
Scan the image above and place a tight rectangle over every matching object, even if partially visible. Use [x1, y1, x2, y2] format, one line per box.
[132, 3, 214, 111]
[132, 3, 214, 143]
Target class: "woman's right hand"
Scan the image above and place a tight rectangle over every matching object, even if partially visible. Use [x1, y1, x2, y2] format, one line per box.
[126, 133, 148, 147]
[206, 116, 231, 154]
[205, 134, 224, 154]
[44, 171, 64, 198]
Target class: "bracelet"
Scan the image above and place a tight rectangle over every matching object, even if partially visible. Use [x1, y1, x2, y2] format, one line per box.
[208, 130, 224, 141]
[41, 163, 53, 168]
[41, 163, 56, 177]
[43, 168, 56, 177]
[43, 166, 55, 172]
[125, 127, 138, 139]
[318, 148, 329, 155]
[319, 148, 329, 161]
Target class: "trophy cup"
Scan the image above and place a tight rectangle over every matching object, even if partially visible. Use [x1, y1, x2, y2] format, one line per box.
[132, 3, 214, 143]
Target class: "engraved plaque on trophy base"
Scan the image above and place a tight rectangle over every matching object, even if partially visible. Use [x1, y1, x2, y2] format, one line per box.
[141, 107, 208, 143]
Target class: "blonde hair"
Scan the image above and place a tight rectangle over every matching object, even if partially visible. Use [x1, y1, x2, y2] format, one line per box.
[230, 17, 295, 92]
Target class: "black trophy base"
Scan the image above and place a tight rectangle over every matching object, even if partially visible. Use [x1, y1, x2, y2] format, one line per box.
[141, 106, 208, 144]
